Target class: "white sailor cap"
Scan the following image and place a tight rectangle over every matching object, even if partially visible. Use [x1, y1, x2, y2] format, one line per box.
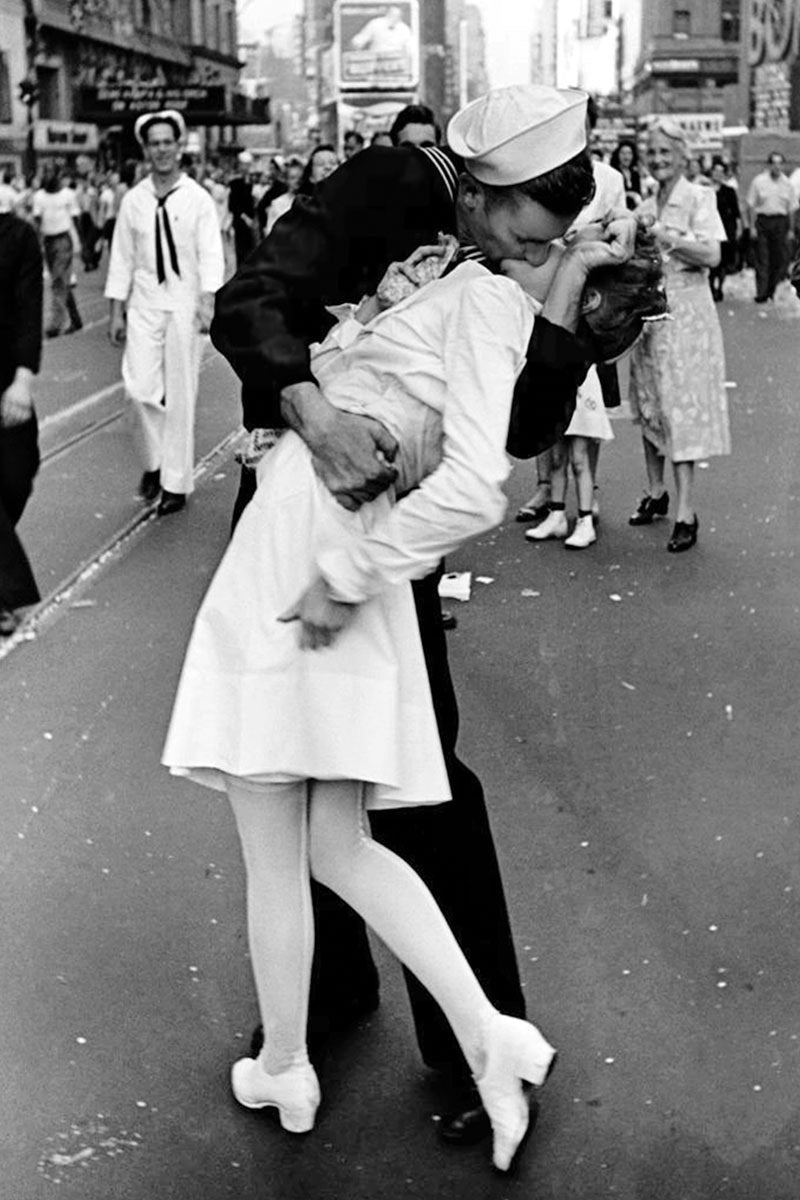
[447, 85, 588, 186]
[134, 109, 187, 147]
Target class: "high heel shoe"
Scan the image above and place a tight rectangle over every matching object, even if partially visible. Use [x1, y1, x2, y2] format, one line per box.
[231, 1057, 321, 1133]
[474, 1012, 557, 1172]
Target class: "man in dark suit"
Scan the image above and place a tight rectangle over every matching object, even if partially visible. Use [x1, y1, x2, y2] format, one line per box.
[0, 208, 43, 636]
[212, 85, 636, 1146]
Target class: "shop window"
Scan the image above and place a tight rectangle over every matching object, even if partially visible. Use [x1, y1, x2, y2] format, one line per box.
[0, 53, 11, 123]
[673, 9, 691, 38]
[721, 1, 741, 42]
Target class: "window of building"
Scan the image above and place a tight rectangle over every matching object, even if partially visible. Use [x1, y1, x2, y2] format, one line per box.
[228, 9, 237, 55]
[198, 0, 207, 45]
[36, 67, 60, 120]
[721, 0, 741, 42]
[214, 5, 221, 50]
[673, 9, 691, 38]
[0, 53, 11, 124]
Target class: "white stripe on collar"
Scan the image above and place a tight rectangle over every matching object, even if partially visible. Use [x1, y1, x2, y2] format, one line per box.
[419, 146, 459, 205]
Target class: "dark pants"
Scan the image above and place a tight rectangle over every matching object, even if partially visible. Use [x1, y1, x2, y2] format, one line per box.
[754, 214, 790, 301]
[43, 233, 80, 334]
[0, 415, 40, 611]
[78, 212, 100, 269]
[232, 465, 525, 1074]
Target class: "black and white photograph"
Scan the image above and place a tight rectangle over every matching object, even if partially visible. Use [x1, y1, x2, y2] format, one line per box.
[1, 1, 799, 1198]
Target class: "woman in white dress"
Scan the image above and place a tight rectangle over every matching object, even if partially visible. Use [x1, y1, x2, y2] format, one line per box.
[628, 119, 731, 552]
[163, 252, 557, 1171]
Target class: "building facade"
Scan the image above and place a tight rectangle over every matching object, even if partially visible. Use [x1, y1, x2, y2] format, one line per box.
[1, 0, 244, 174]
[617, 0, 743, 123]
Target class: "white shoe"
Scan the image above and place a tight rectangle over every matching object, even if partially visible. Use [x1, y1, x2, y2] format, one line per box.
[525, 509, 568, 541]
[565, 515, 596, 549]
[474, 1012, 557, 1172]
[231, 1057, 321, 1133]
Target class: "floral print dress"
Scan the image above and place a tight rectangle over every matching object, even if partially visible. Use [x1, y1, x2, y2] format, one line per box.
[630, 176, 731, 462]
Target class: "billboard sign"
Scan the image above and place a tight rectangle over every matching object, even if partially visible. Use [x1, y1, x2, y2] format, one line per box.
[78, 84, 226, 124]
[335, 1, 419, 91]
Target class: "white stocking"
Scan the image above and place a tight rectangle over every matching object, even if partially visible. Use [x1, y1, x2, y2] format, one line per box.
[308, 780, 494, 1075]
[226, 777, 314, 1074]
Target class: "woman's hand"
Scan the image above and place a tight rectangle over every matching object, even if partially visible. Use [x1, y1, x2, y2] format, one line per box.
[278, 576, 358, 650]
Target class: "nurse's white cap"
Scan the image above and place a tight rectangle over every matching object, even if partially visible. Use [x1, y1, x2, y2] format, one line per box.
[134, 109, 187, 146]
[447, 85, 588, 186]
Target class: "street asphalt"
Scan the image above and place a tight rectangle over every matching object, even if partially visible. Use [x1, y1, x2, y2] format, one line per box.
[0, 267, 798, 1199]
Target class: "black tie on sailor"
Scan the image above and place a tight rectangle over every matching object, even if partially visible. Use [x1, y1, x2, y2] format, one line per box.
[155, 187, 181, 284]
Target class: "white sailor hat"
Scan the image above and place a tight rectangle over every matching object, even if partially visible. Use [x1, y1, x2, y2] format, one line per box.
[447, 85, 588, 186]
[134, 109, 187, 147]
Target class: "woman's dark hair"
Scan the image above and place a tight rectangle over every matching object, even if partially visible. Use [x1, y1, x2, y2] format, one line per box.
[474, 149, 596, 217]
[298, 143, 337, 196]
[582, 227, 669, 362]
[42, 165, 61, 193]
[389, 103, 440, 146]
[609, 139, 639, 170]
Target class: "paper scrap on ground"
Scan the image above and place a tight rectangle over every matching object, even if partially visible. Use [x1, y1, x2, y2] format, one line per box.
[438, 571, 472, 602]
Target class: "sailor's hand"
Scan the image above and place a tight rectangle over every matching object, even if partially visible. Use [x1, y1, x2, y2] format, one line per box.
[197, 292, 215, 334]
[0, 372, 33, 427]
[281, 383, 398, 511]
[108, 311, 126, 346]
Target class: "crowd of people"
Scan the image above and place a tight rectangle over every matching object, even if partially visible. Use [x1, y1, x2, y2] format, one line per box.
[0, 81, 794, 1178]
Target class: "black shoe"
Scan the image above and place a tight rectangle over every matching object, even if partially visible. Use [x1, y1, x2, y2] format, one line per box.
[157, 490, 186, 516]
[441, 610, 458, 631]
[0, 608, 21, 637]
[628, 492, 669, 526]
[438, 1083, 540, 1148]
[666, 515, 698, 553]
[138, 469, 161, 503]
[65, 321, 83, 334]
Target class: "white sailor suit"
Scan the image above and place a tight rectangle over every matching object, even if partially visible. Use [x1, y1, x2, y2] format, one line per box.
[105, 173, 224, 495]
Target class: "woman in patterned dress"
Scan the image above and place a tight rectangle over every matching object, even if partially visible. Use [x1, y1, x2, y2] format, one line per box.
[628, 119, 731, 552]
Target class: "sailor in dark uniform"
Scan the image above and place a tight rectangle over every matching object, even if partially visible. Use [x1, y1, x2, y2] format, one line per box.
[211, 84, 636, 1148]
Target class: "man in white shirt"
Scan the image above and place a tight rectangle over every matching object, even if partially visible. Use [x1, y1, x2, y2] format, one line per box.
[105, 110, 224, 515]
[31, 168, 82, 337]
[746, 151, 797, 302]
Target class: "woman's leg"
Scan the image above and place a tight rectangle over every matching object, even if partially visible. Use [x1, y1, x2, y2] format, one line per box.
[643, 436, 666, 497]
[672, 460, 695, 523]
[226, 777, 314, 1073]
[308, 780, 555, 1169]
[526, 439, 568, 540]
[564, 438, 597, 549]
[309, 780, 491, 1071]
[569, 436, 595, 514]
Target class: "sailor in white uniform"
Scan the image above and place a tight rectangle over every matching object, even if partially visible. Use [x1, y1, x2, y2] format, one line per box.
[105, 109, 224, 514]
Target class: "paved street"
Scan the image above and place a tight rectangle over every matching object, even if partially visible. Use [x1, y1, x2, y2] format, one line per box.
[1, 271, 799, 1199]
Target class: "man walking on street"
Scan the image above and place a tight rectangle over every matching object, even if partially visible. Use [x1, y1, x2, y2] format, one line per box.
[105, 109, 224, 516]
[0, 206, 43, 635]
[746, 151, 797, 303]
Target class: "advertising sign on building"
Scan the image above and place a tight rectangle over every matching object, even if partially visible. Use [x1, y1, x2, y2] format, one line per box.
[335, 1, 419, 91]
[78, 84, 227, 124]
[33, 120, 99, 154]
